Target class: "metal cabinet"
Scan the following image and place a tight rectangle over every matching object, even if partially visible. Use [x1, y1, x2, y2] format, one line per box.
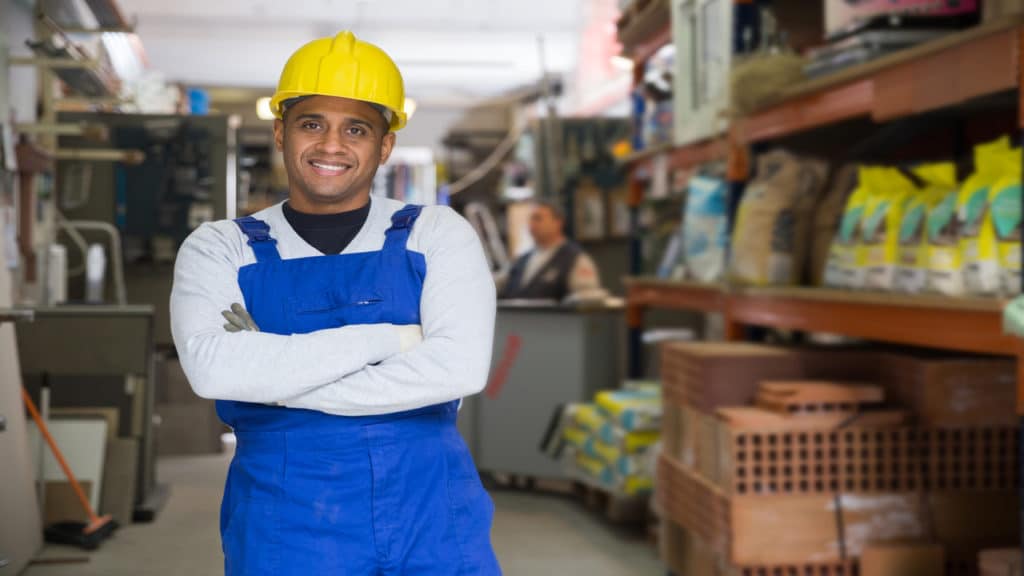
[461, 304, 625, 480]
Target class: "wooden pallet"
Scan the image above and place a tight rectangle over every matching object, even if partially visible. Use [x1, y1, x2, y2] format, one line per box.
[572, 479, 650, 525]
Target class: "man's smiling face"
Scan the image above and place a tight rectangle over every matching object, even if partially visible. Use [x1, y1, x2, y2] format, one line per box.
[274, 95, 395, 213]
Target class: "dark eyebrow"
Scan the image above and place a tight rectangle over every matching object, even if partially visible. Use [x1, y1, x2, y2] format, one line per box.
[293, 113, 325, 124]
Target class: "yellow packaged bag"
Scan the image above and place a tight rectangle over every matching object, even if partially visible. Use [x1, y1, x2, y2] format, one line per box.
[897, 164, 956, 293]
[990, 146, 1024, 296]
[572, 404, 607, 435]
[858, 167, 914, 291]
[824, 168, 872, 288]
[961, 136, 1012, 295]
[926, 166, 967, 296]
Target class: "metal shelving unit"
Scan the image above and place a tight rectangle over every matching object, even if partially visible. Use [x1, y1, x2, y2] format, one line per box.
[618, 4, 1024, 568]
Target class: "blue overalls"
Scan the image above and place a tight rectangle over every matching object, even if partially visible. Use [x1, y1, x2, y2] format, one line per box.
[217, 205, 501, 575]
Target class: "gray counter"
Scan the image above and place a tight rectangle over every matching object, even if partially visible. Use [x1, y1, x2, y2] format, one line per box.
[460, 301, 625, 480]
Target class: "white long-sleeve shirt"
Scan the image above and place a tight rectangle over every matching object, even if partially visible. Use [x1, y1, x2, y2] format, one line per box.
[169, 196, 496, 416]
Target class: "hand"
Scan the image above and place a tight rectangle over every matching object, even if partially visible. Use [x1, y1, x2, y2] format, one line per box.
[222, 303, 260, 333]
[396, 324, 423, 352]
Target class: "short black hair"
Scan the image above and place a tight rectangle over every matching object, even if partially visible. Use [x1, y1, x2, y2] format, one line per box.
[533, 199, 565, 221]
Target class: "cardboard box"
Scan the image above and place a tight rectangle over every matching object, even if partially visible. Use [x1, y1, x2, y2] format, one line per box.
[100, 438, 139, 524]
[881, 354, 1016, 427]
[861, 544, 945, 576]
[50, 407, 120, 442]
[44, 481, 94, 524]
[156, 401, 224, 456]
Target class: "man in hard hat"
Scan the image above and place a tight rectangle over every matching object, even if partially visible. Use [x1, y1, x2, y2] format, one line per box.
[496, 199, 606, 302]
[170, 31, 500, 575]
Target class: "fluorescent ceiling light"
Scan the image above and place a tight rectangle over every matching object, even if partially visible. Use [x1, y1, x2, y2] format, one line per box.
[404, 97, 418, 121]
[256, 96, 274, 121]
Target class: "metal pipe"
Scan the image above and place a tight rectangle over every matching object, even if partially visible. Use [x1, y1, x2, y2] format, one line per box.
[55, 211, 90, 277]
[54, 148, 145, 165]
[9, 57, 98, 69]
[55, 25, 135, 34]
[14, 122, 110, 141]
[56, 96, 129, 107]
[56, 220, 127, 306]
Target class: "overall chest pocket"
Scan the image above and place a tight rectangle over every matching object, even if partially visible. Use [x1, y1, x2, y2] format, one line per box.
[287, 289, 387, 332]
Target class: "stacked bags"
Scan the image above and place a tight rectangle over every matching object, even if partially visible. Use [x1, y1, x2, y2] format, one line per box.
[823, 136, 1022, 297]
[682, 175, 730, 283]
[562, 384, 662, 497]
[730, 150, 829, 285]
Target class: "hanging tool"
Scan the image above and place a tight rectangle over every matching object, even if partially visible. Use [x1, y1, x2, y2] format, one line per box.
[464, 202, 511, 274]
[21, 388, 118, 550]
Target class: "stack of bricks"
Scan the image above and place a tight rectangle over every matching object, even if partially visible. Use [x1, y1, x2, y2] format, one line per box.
[657, 342, 1020, 576]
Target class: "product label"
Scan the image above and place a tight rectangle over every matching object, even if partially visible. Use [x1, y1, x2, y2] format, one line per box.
[899, 204, 926, 246]
[992, 184, 1022, 241]
[927, 192, 958, 246]
[838, 206, 864, 245]
[861, 201, 889, 246]
[961, 187, 990, 239]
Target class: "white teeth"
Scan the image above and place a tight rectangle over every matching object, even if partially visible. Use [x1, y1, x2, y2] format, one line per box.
[311, 161, 347, 172]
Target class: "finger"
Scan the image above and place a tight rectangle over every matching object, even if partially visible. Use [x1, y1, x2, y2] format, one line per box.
[221, 310, 249, 330]
[231, 303, 260, 331]
[223, 323, 241, 333]
[240, 310, 260, 332]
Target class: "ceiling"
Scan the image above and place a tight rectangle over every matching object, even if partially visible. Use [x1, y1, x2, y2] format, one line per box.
[118, 0, 590, 108]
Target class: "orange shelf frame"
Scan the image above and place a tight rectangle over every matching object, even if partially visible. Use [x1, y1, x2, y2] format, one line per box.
[626, 278, 1024, 410]
[735, 20, 1024, 144]
[727, 287, 1016, 356]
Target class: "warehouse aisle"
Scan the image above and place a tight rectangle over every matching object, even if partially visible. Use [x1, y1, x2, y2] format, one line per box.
[24, 452, 663, 576]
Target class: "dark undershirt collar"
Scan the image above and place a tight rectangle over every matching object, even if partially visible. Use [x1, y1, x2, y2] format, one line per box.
[282, 198, 371, 255]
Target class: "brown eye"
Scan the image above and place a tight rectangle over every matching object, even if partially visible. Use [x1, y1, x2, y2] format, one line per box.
[347, 126, 366, 137]
[301, 121, 321, 131]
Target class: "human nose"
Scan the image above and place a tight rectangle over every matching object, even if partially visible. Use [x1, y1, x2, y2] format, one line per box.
[315, 128, 349, 155]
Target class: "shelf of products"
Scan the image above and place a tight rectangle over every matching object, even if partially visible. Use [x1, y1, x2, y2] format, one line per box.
[626, 277, 1016, 356]
[620, 3, 1024, 574]
[628, 18, 1024, 177]
[737, 18, 1024, 144]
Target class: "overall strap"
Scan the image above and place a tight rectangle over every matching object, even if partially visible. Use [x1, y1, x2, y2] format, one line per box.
[383, 204, 424, 253]
[233, 216, 282, 263]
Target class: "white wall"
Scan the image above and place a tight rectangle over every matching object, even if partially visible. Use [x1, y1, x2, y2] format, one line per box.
[397, 106, 464, 153]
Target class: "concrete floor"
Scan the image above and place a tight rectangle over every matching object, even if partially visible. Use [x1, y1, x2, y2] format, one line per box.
[23, 451, 664, 575]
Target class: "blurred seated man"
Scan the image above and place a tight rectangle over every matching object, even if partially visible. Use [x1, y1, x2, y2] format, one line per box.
[496, 199, 607, 303]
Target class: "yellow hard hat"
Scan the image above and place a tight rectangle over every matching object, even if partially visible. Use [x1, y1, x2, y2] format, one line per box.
[270, 31, 407, 131]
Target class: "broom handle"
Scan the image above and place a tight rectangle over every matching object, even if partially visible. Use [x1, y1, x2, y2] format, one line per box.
[21, 387, 101, 522]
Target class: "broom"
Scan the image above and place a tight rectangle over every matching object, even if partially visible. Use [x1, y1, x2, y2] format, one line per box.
[22, 387, 118, 550]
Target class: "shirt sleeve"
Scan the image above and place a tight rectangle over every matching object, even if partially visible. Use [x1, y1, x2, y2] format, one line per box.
[282, 207, 497, 416]
[170, 222, 402, 403]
